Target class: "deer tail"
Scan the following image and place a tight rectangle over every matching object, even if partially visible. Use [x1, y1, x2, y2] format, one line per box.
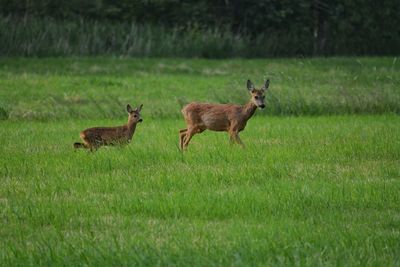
[73, 142, 86, 149]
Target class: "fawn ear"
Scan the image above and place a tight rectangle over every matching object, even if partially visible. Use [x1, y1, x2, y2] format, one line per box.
[127, 104, 133, 113]
[264, 79, 270, 90]
[247, 80, 255, 91]
[137, 104, 143, 112]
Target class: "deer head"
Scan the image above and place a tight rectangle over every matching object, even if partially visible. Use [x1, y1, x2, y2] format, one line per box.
[127, 104, 143, 124]
[247, 79, 269, 109]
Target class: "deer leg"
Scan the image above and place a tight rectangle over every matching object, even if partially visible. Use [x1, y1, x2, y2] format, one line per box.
[179, 129, 188, 150]
[183, 128, 197, 149]
[235, 134, 245, 147]
[86, 142, 96, 152]
[183, 128, 205, 150]
[229, 135, 236, 144]
[229, 130, 245, 147]
[83, 137, 100, 152]
[80, 137, 91, 150]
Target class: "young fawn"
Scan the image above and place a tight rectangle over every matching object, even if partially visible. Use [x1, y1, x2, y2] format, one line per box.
[74, 104, 143, 151]
[179, 79, 269, 150]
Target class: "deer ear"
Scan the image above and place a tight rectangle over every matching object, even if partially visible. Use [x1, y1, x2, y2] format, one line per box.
[264, 79, 270, 90]
[137, 104, 143, 112]
[247, 80, 255, 91]
[127, 104, 133, 113]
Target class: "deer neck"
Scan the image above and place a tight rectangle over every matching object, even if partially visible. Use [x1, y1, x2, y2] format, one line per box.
[126, 121, 137, 140]
[242, 101, 258, 121]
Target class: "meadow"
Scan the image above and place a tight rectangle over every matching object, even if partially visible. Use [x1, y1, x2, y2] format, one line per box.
[0, 57, 400, 266]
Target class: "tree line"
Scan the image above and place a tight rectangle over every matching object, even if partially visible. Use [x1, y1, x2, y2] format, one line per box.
[1, 0, 399, 57]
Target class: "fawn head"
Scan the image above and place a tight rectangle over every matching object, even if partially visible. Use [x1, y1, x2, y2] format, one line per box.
[127, 104, 143, 124]
[247, 79, 269, 109]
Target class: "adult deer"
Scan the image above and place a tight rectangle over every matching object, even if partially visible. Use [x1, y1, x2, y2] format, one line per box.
[179, 79, 269, 150]
[74, 104, 143, 151]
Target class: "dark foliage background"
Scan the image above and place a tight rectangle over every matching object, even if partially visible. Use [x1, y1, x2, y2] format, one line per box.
[1, 0, 399, 57]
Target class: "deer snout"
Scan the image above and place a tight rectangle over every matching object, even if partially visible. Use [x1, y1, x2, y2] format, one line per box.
[259, 104, 265, 109]
[138, 118, 143, 122]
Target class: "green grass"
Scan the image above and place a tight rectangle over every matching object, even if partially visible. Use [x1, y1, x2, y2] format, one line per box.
[1, 116, 400, 266]
[0, 57, 399, 120]
[0, 57, 400, 266]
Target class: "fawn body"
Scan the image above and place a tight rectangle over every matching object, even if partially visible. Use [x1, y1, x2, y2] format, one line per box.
[74, 104, 143, 150]
[179, 79, 269, 150]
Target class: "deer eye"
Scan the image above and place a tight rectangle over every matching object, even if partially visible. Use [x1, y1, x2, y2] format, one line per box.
[255, 96, 259, 100]
[262, 96, 265, 99]
[133, 114, 137, 118]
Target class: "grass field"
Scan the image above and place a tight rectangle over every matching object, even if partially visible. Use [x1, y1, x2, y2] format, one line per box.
[1, 58, 400, 266]
[0, 57, 399, 119]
